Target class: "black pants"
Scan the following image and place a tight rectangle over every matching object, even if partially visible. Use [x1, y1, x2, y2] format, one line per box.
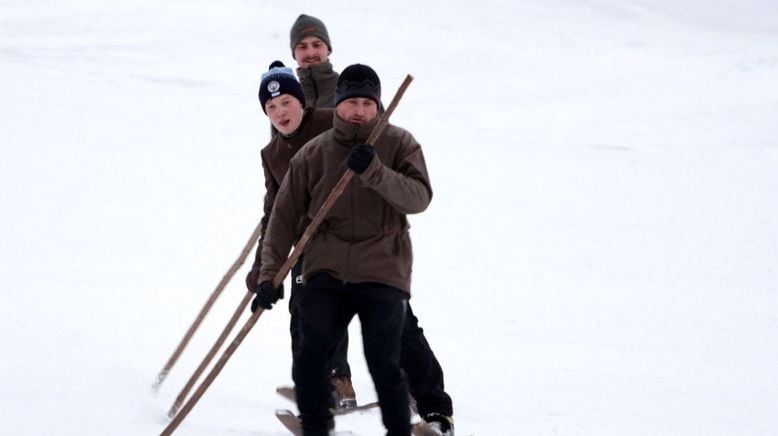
[290, 260, 350, 377]
[293, 273, 411, 436]
[401, 305, 453, 417]
[292, 261, 452, 417]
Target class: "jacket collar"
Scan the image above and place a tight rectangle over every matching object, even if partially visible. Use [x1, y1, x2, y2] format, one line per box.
[296, 59, 334, 80]
[333, 112, 378, 146]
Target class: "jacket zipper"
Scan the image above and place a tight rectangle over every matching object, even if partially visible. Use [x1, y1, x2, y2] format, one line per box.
[311, 72, 319, 105]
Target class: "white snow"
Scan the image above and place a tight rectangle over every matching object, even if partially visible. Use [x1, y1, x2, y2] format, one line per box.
[1, 0, 777, 435]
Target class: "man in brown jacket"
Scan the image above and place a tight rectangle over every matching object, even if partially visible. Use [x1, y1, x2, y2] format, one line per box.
[256, 64, 430, 436]
[289, 14, 338, 108]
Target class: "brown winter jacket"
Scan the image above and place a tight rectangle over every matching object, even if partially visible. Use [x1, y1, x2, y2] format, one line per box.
[248, 107, 334, 277]
[297, 60, 339, 108]
[259, 113, 433, 294]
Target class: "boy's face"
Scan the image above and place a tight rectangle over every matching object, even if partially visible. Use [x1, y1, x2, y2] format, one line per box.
[265, 94, 304, 135]
[293, 36, 330, 68]
[336, 97, 378, 125]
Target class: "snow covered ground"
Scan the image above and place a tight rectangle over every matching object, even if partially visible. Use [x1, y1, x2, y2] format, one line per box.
[1, 0, 777, 434]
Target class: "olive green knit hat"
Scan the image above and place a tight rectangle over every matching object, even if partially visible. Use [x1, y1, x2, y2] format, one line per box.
[289, 14, 332, 58]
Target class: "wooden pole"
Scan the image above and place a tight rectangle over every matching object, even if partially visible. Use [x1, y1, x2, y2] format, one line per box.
[167, 292, 253, 417]
[160, 307, 265, 436]
[152, 221, 263, 391]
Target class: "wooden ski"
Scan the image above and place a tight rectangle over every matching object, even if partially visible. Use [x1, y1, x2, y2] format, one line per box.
[276, 385, 380, 415]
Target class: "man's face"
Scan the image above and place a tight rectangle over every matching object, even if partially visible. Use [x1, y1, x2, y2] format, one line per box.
[265, 94, 304, 135]
[293, 36, 330, 68]
[336, 97, 378, 125]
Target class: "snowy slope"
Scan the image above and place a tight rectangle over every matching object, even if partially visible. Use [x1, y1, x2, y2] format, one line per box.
[1, 0, 777, 435]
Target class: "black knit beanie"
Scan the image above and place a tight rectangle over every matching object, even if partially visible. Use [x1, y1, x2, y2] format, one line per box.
[258, 61, 306, 113]
[290, 14, 332, 58]
[335, 64, 381, 107]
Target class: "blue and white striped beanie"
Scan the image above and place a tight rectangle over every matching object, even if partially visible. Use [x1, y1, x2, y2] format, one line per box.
[258, 60, 306, 113]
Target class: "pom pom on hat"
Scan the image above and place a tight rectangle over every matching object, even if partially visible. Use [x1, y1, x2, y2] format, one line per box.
[258, 61, 306, 113]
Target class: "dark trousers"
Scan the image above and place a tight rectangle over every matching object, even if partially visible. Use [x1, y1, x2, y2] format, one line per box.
[401, 304, 454, 417]
[290, 260, 350, 377]
[293, 273, 411, 436]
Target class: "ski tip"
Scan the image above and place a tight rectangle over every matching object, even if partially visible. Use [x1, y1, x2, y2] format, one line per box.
[275, 408, 296, 416]
[276, 385, 297, 403]
[275, 409, 303, 436]
[412, 420, 443, 436]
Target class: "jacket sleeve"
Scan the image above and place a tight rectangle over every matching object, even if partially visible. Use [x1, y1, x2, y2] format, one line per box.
[258, 154, 308, 285]
[357, 130, 433, 214]
[248, 149, 280, 271]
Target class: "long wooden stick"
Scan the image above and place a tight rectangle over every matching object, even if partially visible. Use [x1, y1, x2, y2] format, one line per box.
[159, 74, 413, 435]
[167, 291, 253, 417]
[152, 220, 263, 392]
[160, 306, 266, 436]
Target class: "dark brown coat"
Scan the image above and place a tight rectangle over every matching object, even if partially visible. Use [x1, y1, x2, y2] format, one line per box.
[249, 107, 334, 273]
[297, 60, 339, 108]
[259, 113, 433, 294]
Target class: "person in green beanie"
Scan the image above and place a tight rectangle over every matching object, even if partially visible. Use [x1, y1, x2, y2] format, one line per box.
[289, 14, 339, 108]
[289, 14, 356, 408]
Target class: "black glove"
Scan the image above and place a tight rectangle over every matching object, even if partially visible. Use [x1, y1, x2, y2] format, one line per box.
[347, 144, 374, 174]
[251, 281, 283, 312]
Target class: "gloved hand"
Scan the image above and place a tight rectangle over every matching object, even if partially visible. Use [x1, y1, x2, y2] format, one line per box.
[347, 144, 374, 174]
[251, 281, 283, 312]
